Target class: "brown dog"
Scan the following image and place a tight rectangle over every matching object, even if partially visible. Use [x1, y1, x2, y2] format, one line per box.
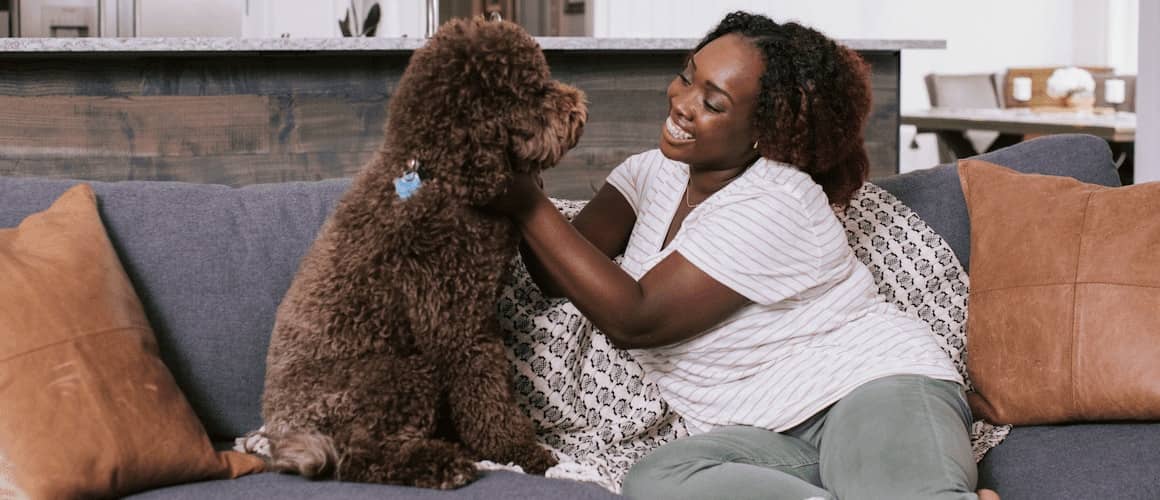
[260, 17, 586, 489]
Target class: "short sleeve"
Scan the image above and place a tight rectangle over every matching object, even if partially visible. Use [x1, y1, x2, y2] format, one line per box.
[673, 189, 823, 305]
[603, 152, 652, 216]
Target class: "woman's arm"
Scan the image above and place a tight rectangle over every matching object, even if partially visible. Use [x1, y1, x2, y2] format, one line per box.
[520, 183, 636, 298]
[504, 175, 751, 349]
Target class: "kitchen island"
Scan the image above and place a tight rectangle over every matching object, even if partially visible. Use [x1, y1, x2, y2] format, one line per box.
[0, 37, 942, 199]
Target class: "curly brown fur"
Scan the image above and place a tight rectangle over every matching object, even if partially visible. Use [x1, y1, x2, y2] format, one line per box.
[696, 11, 872, 208]
[261, 17, 586, 489]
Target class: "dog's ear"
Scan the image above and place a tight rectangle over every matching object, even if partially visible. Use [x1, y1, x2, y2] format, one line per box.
[509, 82, 587, 172]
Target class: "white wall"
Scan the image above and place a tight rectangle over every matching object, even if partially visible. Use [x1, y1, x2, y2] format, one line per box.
[1071, 0, 1138, 72]
[244, 0, 425, 38]
[593, 1, 866, 40]
[245, 0, 335, 38]
[1135, 0, 1157, 182]
[593, 0, 1139, 173]
[363, 0, 425, 38]
[138, 0, 243, 37]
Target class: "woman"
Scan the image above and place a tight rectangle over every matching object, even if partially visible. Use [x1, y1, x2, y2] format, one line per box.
[489, 11, 998, 500]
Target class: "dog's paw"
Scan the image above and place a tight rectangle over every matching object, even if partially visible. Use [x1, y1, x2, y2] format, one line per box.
[516, 445, 558, 475]
[418, 455, 477, 490]
[439, 457, 477, 489]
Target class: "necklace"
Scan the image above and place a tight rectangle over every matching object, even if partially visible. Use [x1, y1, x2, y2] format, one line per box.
[685, 159, 758, 209]
[684, 180, 700, 208]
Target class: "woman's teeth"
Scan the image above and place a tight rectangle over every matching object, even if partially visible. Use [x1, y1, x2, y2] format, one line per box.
[666, 117, 693, 141]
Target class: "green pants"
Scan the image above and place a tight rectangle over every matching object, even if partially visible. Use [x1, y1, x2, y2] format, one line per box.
[622, 375, 977, 500]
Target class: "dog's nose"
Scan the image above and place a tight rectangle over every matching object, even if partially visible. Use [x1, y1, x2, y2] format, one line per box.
[568, 122, 584, 149]
[565, 106, 586, 149]
[571, 97, 588, 127]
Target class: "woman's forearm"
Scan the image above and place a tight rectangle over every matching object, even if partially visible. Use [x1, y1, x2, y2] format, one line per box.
[519, 239, 565, 298]
[515, 195, 648, 345]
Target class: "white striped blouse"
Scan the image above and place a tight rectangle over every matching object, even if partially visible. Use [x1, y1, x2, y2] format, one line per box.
[604, 149, 962, 433]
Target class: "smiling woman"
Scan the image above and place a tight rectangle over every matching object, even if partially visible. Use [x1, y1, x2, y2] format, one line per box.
[486, 10, 997, 500]
[660, 32, 764, 212]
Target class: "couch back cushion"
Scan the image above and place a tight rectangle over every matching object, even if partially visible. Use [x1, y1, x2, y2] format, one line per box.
[0, 177, 350, 441]
[874, 134, 1120, 272]
[0, 134, 1116, 441]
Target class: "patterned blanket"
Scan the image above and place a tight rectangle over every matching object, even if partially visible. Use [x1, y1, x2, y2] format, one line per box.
[237, 183, 1009, 493]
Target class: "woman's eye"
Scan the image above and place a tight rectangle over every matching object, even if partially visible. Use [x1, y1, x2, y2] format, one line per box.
[704, 101, 722, 112]
[676, 72, 691, 85]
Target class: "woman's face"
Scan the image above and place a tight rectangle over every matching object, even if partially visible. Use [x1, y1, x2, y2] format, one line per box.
[660, 33, 765, 171]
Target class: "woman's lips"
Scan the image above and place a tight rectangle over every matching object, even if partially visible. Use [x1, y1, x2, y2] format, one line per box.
[664, 116, 695, 143]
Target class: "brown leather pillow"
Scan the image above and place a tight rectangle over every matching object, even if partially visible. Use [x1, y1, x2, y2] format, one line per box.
[960, 159, 1160, 425]
[0, 184, 264, 498]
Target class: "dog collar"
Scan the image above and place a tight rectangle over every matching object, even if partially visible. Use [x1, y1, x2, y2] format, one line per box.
[394, 159, 424, 200]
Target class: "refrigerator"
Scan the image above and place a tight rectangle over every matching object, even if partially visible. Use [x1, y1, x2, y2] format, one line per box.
[12, 0, 244, 37]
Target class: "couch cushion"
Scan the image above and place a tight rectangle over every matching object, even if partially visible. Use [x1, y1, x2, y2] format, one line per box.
[874, 134, 1120, 272]
[959, 159, 1160, 425]
[0, 177, 351, 441]
[978, 423, 1160, 500]
[0, 184, 265, 498]
[124, 471, 624, 499]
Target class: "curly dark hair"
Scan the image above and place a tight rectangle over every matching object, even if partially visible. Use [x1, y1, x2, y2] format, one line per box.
[696, 11, 872, 207]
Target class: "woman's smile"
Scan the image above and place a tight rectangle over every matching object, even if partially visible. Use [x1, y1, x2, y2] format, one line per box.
[663, 116, 695, 144]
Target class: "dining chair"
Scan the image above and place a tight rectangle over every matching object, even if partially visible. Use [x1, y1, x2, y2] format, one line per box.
[920, 73, 1017, 163]
[1095, 74, 1136, 112]
[924, 73, 1002, 109]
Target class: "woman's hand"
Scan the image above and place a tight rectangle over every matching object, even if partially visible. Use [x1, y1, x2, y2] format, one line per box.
[484, 171, 545, 221]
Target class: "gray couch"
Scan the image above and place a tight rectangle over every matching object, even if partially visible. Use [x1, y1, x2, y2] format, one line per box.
[1, 134, 1156, 499]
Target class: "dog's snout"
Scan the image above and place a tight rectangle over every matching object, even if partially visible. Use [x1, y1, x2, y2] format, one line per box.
[567, 111, 586, 149]
[556, 85, 587, 149]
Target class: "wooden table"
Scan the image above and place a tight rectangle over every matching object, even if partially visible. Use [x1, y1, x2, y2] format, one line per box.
[902, 107, 1137, 184]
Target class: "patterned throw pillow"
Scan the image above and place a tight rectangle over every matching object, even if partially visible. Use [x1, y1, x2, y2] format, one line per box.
[835, 184, 1010, 461]
[496, 199, 689, 492]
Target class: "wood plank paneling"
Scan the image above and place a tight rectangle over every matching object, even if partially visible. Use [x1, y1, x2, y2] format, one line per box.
[863, 51, 900, 91]
[277, 96, 389, 154]
[0, 50, 902, 200]
[0, 152, 370, 185]
[0, 95, 269, 157]
[862, 51, 900, 181]
[0, 56, 408, 97]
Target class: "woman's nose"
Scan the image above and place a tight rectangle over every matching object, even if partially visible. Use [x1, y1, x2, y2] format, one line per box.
[670, 87, 695, 120]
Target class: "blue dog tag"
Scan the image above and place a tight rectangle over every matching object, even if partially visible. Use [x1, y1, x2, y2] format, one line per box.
[394, 170, 422, 200]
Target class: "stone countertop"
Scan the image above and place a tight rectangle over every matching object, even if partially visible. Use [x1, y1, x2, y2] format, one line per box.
[0, 37, 946, 54]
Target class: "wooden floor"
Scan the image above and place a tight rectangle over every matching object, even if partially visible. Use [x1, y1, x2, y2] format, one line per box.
[0, 50, 900, 200]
